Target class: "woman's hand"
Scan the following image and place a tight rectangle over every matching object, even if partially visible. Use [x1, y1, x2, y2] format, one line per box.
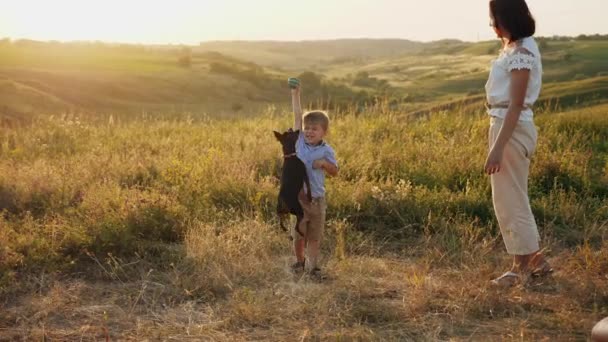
[484, 147, 504, 175]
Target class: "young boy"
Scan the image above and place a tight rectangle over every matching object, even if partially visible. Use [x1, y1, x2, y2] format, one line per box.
[289, 79, 338, 278]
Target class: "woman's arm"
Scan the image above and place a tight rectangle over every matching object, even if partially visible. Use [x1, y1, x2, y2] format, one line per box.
[484, 68, 531, 175]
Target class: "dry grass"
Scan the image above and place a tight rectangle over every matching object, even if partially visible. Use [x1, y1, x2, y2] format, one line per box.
[2, 226, 607, 341]
[0, 103, 607, 341]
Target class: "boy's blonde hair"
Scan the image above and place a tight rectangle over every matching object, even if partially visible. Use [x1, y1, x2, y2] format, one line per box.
[303, 111, 330, 131]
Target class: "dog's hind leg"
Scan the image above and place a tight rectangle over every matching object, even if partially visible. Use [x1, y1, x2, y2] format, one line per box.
[278, 214, 289, 232]
[277, 196, 290, 232]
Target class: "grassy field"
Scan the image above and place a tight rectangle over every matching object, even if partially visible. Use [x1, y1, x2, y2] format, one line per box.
[0, 97, 607, 340]
[0, 37, 607, 340]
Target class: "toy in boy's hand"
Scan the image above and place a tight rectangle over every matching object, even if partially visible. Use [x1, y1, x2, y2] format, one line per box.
[288, 77, 300, 89]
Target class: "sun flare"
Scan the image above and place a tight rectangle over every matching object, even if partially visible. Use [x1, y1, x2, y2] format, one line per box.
[3, 1, 232, 44]
[2, 0, 606, 44]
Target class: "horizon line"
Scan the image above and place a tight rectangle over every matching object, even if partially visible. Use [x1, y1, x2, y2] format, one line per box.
[2, 33, 607, 47]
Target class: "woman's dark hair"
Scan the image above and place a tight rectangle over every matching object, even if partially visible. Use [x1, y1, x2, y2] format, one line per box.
[490, 0, 536, 42]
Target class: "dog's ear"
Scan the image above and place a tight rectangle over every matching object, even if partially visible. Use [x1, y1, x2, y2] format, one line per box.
[273, 131, 283, 141]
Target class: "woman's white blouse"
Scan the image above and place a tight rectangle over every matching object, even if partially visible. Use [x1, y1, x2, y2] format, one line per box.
[485, 36, 542, 122]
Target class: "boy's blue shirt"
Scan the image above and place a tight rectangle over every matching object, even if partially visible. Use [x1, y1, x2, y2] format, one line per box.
[296, 132, 337, 198]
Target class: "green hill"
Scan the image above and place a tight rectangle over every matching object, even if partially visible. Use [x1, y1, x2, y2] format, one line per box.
[196, 37, 607, 112]
[197, 39, 425, 70]
[1, 38, 606, 121]
[0, 41, 291, 119]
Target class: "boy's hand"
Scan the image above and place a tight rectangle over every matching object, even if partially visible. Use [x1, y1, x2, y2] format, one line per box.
[313, 158, 339, 176]
[289, 78, 301, 96]
[312, 159, 326, 170]
[288, 77, 300, 91]
[291, 85, 300, 95]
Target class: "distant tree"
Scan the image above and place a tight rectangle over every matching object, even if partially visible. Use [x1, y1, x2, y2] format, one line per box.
[573, 34, 608, 41]
[178, 47, 192, 68]
[178, 55, 191, 68]
[232, 103, 243, 112]
[377, 79, 390, 90]
[14, 39, 42, 47]
[353, 71, 374, 87]
[209, 62, 236, 74]
[297, 71, 323, 90]
[576, 33, 608, 41]
[573, 73, 587, 80]
[352, 71, 391, 90]
[356, 71, 369, 79]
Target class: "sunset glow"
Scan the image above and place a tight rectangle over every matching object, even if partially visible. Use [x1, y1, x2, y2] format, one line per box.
[2, 0, 607, 44]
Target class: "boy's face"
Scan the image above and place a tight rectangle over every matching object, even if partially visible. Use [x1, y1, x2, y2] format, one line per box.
[303, 122, 326, 145]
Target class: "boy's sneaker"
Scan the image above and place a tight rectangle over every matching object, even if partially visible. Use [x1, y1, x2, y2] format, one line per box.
[290, 261, 305, 273]
[308, 267, 327, 281]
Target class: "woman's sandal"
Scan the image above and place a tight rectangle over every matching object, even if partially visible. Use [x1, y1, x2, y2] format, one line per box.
[530, 261, 554, 278]
[490, 271, 523, 287]
[528, 252, 554, 278]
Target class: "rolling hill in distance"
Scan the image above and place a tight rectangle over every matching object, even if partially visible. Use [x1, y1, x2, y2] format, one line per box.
[1, 36, 606, 121]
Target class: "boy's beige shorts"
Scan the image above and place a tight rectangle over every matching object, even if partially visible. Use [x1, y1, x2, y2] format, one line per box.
[293, 194, 326, 242]
[489, 117, 540, 255]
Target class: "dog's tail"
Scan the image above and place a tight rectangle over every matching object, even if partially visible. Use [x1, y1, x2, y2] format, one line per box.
[278, 213, 288, 232]
[279, 213, 304, 238]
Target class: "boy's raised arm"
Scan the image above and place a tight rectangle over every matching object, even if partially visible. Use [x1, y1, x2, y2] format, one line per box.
[290, 80, 303, 131]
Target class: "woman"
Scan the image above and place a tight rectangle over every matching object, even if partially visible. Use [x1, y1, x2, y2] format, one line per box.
[484, 0, 553, 287]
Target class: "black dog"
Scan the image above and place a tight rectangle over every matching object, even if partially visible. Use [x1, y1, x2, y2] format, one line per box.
[274, 129, 312, 238]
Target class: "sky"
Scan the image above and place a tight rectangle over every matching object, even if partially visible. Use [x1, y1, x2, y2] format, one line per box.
[1, 0, 606, 44]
